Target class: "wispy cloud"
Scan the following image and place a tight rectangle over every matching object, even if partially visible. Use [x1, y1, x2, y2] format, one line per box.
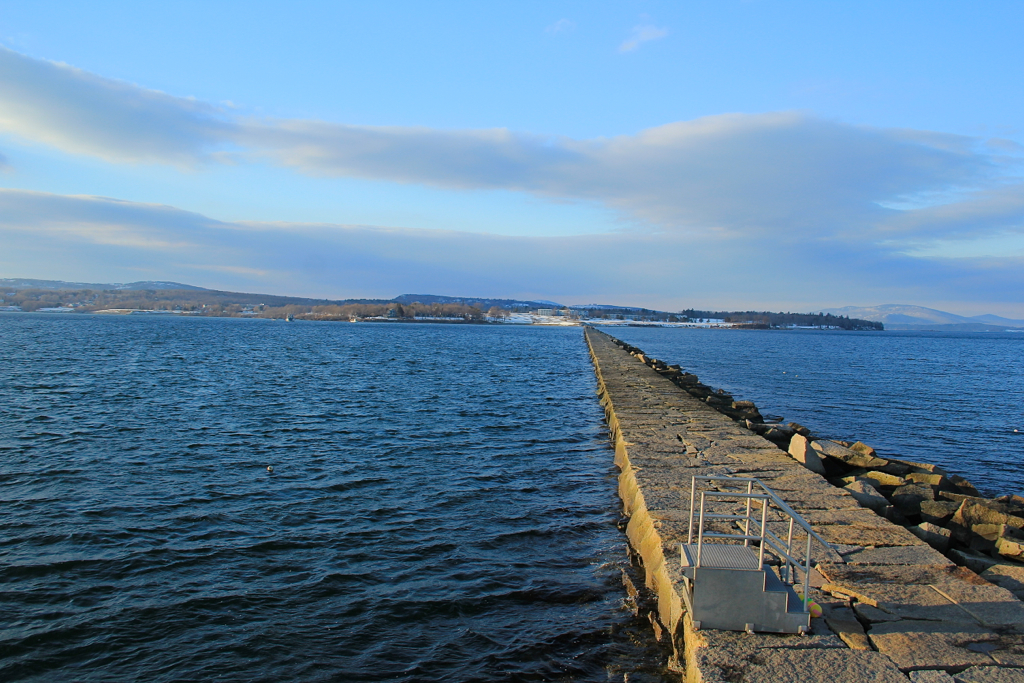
[545, 18, 575, 34]
[618, 23, 669, 53]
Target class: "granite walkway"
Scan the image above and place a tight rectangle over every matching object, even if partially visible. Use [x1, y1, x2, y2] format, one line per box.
[585, 327, 1024, 683]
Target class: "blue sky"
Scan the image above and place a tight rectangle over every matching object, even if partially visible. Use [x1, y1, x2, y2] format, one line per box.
[1, 1, 1022, 314]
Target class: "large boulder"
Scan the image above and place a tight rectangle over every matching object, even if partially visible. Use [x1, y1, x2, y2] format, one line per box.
[788, 433, 826, 475]
[863, 471, 908, 488]
[891, 483, 936, 515]
[845, 479, 890, 513]
[812, 439, 889, 469]
[995, 526, 1024, 561]
[908, 522, 952, 552]
[949, 499, 1024, 546]
[919, 500, 960, 526]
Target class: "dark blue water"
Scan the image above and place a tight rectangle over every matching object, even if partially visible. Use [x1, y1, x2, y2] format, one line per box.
[603, 327, 1024, 496]
[0, 315, 668, 682]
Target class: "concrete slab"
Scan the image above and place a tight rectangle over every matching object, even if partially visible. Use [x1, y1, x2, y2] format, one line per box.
[869, 620, 998, 671]
[931, 582, 1024, 630]
[842, 545, 954, 566]
[822, 582, 967, 621]
[954, 666, 1024, 683]
[717, 648, 909, 683]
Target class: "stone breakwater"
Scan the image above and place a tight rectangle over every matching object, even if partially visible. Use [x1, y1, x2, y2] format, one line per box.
[585, 327, 1024, 682]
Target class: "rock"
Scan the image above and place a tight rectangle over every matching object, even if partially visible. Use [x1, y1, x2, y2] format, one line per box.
[902, 460, 950, 476]
[995, 526, 1024, 562]
[842, 544, 953, 566]
[910, 672, 956, 683]
[909, 522, 952, 551]
[906, 472, 948, 488]
[863, 471, 908, 488]
[951, 500, 1024, 543]
[787, 421, 810, 436]
[950, 474, 982, 497]
[877, 460, 913, 476]
[713, 647, 909, 683]
[920, 500, 960, 525]
[868, 620, 999, 671]
[825, 616, 872, 650]
[813, 440, 889, 469]
[981, 564, 1024, 600]
[844, 479, 890, 513]
[788, 434, 826, 475]
[940, 491, 986, 505]
[849, 441, 877, 457]
[949, 548, 1001, 574]
[891, 483, 936, 514]
[995, 494, 1024, 514]
[954, 666, 1024, 683]
[884, 505, 912, 526]
[853, 602, 902, 623]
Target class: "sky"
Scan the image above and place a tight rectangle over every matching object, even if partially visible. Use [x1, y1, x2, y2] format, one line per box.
[1, 1, 1022, 315]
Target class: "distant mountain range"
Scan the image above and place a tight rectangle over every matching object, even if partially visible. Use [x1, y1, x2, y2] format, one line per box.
[6, 280, 1019, 330]
[821, 304, 1024, 331]
[0, 278, 208, 292]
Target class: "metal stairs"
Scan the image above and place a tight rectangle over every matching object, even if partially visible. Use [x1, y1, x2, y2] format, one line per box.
[679, 476, 829, 634]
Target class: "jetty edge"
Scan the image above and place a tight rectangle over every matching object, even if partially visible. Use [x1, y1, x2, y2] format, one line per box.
[583, 326, 1024, 682]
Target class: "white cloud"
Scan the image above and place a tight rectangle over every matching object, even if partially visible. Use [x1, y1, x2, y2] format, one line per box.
[618, 24, 669, 52]
[545, 18, 576, 34]
[0, 46, 232, 165]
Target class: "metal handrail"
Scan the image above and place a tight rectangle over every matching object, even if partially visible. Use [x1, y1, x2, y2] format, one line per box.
[684, 475, 830, 612]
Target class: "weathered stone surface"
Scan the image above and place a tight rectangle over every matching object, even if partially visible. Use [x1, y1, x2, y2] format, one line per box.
[824, 616, 872, 650]
[843, 544, 953, 566]
[737, 648, 908, 683]
[950, 548, 1002, 574]
[852, 601, 902, 623]
[997, 528, 1024, 562]
[868, 620, 998, 670]
[821, 582, 965, 621]
[817, 562, 984, 587]
[863, 471, 908, 488]
[981, 564, 1024, 600]
[931, 581, 1024, 629]
[910, 671, 956, 683]
[910, 522, 953, 551]
[844, 479, 890, 513]
[813, 440, 888, 468]
[788, 433, 827, 475]
[907, 472, 948, 488]
[816, 524, 924, 548]
[954, 666, 1024, 683]
[849, 441, 877, 457]
[892, 483, 937, 514]
[800, 508, 892, 528]
[953, 500, 1024, 534]
[920, 499, 961, 525]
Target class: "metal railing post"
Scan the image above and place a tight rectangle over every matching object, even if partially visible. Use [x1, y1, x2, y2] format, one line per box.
[803, 533, 812, 610]
[743, 480, 753, 547]
[696, 491, 707, 567]
[688, 477, 697, 545]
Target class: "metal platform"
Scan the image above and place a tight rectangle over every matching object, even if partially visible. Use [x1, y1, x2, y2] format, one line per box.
[678, 476, 829, 634]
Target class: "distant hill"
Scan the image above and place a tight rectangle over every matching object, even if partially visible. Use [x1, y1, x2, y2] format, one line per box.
[821, 304, 1024, 331]
[393, 294, 560, 310]
[0, 278, 208, 291]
